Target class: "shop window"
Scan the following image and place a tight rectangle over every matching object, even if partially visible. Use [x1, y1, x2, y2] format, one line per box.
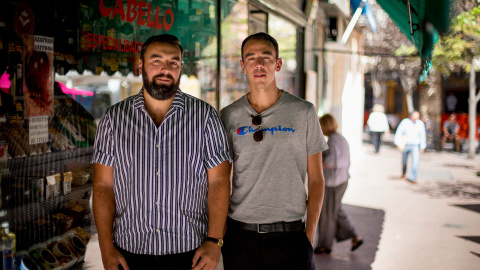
[268, 14, 297, 94]
[0, 0, 219, 268]
[220, 0, 248, 109]
[328, 17, 338, 42]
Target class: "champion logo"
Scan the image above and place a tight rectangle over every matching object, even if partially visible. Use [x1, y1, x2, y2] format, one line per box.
[236, 125, 295, 136]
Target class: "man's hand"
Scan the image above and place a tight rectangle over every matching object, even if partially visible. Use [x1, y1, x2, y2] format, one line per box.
[420, 149, 425, 154]
[306, 229, 315, 247]
[101, 246, 129, 270]
[191, 242, 221, 270]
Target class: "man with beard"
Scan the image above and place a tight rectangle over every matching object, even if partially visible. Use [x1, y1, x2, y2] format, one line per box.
[92, 34, 231, 270]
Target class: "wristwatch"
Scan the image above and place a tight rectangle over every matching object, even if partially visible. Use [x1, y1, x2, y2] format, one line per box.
[206, 237, 224, 247]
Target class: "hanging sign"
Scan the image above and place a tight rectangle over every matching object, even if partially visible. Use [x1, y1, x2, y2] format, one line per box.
[14, 1, 35, 38]
[99, 0, 174, 31]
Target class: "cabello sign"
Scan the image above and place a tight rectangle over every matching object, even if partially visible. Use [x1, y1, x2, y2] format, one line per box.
[99, 0, 174, 31]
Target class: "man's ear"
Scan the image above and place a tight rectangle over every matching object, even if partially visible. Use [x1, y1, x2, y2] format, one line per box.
[138, 59, 143, 75]
[276, 58, 283, 71]
[240, 60, 246, 74]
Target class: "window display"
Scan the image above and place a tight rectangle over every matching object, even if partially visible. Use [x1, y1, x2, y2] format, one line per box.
[0, 0, 307, 268]
[0, 0, 219, 268]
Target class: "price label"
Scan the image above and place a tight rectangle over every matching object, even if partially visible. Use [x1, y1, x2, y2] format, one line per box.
[29, 116, 49, 145]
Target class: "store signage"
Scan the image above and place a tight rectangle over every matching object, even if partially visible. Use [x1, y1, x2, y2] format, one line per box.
[14, 1, 35, 38]
[99, 0, 174, 31]
[29, 116, 49, 145]
[87, 33, 142, 53]
[33, 36, 53, 52]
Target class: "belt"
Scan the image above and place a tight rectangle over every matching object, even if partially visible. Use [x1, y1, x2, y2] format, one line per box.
[227, 217, 305, 233]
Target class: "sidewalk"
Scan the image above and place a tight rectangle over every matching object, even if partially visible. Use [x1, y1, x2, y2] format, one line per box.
[314, 139, 480, 270]
[84, 139, 480, 270]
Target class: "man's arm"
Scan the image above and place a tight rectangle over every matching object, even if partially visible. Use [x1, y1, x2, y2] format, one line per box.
[192, 160, 231, 270]
[305, 152, 326, 245]
[93, 163, 129, 270]
[394, 120, 405, 145]
[443, 123, 450, 136]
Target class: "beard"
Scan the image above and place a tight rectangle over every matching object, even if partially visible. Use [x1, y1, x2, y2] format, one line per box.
[142, 66, 180, 100]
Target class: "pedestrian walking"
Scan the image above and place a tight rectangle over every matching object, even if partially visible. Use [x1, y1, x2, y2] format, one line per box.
[220, 32, 328, 270]
[394, 111, 426, 183]
[92, 34, 231, 270]
[367, 104, 390, 153]
[314, 114, 363, 255]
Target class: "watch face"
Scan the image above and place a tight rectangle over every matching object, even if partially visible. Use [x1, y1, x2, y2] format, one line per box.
[218, 239, 224, 247]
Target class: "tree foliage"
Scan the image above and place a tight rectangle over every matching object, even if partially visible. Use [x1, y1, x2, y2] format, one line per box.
[433, 6, 480, 75]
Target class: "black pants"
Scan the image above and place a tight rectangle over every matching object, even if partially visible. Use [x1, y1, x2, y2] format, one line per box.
[222, 220, 314, 270]
[371, 131, 384, 153]
[116, 246, 196, 270]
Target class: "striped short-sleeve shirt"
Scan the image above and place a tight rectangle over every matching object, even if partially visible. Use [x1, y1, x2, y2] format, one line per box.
[92, 89, 231, 255]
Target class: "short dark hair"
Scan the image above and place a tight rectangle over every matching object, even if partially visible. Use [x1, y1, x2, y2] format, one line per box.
[241, 32, 279, 60]
[140, 34, 184, 61]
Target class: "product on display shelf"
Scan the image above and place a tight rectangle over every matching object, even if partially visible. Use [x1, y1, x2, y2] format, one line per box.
[70, 169, 89, 187]
[51, 213, 73, 234]
[48, 130, 76, 151]
[1, 220, 17, 270]
[62, 172, 72, 195]
[56, 117, 88, 148]
[45, 236, 78, 268]
[31, 177, 44, 202]
[28, 244, 60, 270]
[65, 199, 91, 228]
[53, 173, 62, 198]
[61, 227, 90, 261]
[45, 173, 59, 200]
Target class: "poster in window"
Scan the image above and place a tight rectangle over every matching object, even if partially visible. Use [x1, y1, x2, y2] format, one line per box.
[23, 35, 54, 118]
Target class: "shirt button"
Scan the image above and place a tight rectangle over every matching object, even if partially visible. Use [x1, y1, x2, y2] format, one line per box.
[156, 201, 159, 205]
[156, 171, 159, 176]
[156, 144, 159, 147]
[156, 229, 160, 232]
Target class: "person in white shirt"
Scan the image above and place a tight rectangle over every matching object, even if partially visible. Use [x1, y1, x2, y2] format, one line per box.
[393, 111, 426, 183]
[367, 104, 390, 153]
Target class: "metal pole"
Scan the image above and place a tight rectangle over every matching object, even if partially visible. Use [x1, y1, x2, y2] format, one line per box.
[407, 0, 416, 48]
[341, 0, 366, 45]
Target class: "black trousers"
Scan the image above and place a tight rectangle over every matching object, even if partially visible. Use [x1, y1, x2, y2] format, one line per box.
[116, 246, 196, 270]
[222, 220, 314, 270]
[371, 131, 384, 153]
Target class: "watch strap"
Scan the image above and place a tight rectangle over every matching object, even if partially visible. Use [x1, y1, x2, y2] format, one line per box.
[205, 237, 223, 247]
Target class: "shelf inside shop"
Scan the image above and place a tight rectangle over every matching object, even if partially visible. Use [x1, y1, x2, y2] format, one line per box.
[6, 146, 93, 176]
[4, 183, 93, 225]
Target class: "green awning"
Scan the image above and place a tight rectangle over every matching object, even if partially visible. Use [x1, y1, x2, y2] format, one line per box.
[377, 0, 451, 61]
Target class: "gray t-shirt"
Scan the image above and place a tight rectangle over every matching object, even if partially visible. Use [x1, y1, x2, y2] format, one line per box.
[220, 91, 328, 223]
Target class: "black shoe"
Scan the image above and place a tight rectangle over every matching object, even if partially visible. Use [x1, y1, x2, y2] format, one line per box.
[351, 237, 364, 251]
[314, 247, 332, 254]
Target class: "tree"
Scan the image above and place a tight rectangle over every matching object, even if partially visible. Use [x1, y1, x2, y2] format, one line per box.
[363, 3, 422, 115]
[433, 6, 480, 158]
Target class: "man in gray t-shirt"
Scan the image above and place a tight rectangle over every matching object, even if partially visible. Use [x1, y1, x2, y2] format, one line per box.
[220, 32, 328, 270]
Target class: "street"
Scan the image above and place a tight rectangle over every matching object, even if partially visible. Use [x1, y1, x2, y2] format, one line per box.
[314, 136, 480, 270]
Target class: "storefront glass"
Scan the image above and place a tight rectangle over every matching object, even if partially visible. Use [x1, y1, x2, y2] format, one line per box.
[220, 0, 248, 109]
[268, 14, 297, 94]
[0, 0, 218, 268]
[0, 0, 308, 268]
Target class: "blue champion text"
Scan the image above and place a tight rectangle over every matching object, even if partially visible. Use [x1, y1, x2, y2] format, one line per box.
[236, 125, 295, 136]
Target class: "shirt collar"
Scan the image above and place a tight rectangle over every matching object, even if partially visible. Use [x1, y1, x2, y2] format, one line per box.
[133, 88, 186, 111]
